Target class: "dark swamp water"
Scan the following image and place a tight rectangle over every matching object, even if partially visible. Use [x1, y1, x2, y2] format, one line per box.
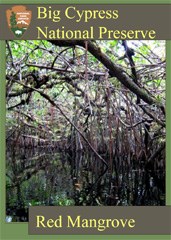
[6, 147, 165, 222]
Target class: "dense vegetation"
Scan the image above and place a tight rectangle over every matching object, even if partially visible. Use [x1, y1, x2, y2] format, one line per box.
[6, 40, 165, 221]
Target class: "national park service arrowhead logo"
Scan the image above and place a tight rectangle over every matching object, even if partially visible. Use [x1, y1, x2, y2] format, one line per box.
[6, 6, 32, 38]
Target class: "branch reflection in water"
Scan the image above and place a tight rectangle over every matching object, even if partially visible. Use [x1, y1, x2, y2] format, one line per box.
[6, 146, 165, 222]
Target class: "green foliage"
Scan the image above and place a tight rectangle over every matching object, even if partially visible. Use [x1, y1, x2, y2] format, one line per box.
[10, 12, 17, 28]
[54, 195, 75, 206]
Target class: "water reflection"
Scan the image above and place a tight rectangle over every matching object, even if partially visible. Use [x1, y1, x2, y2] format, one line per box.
[6, 147, 165, 222]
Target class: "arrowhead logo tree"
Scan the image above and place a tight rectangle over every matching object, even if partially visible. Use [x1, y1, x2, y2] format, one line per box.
[6, 6, 32, 38]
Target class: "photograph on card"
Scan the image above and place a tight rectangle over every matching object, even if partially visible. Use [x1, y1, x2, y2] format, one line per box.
[5, 40, 166, 222]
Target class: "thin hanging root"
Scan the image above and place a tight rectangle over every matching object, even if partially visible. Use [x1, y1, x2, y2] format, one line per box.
[13, 80, 108, 170]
